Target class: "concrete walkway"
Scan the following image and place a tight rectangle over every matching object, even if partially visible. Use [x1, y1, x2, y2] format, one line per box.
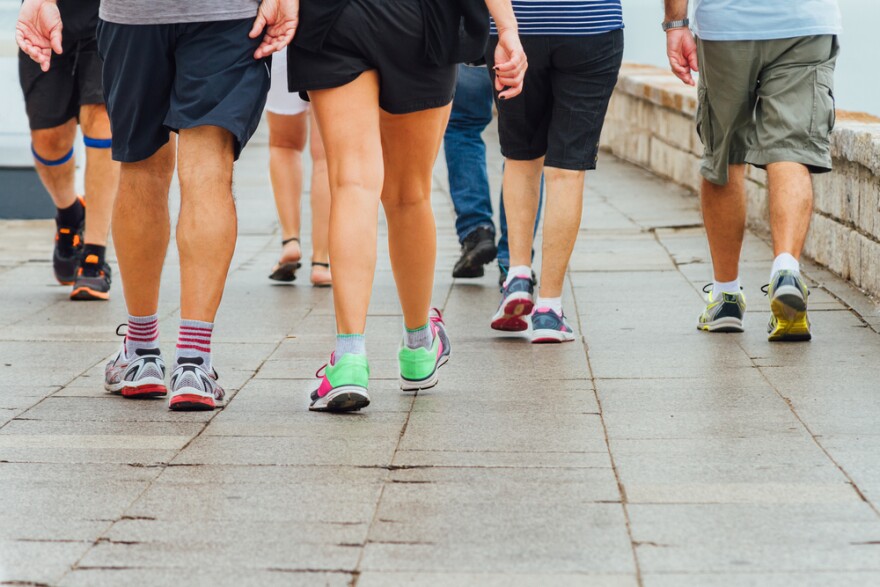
[2, 124, 880, 587]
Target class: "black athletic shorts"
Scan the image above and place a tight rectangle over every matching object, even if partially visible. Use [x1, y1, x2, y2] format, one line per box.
[487, 30, 624, 171]
[19, 36, 104, 131]
[97, 19, 270, 163]
[288, 0, 457, 115]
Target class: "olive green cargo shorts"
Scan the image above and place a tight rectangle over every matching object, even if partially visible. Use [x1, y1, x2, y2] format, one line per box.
[695, 35, 839, 185]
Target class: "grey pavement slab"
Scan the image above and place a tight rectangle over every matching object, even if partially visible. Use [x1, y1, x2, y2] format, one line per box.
[2, 118, 880, 586]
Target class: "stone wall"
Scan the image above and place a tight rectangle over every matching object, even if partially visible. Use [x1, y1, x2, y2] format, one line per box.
[602, 63, 880, 297]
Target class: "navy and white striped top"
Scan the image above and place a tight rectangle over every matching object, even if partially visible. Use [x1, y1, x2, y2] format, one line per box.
[491, 0, 624, 36]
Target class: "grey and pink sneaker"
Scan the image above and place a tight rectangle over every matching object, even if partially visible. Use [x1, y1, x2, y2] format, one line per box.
[491, 275, 535, 332]
[531, 308, 575, 344]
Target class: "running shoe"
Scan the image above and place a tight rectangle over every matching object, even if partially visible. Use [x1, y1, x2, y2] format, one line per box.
[53, 218, 84, 285]
[399, 308, 451, 391]
[766, 270, 811, 342]
[453, 226, 497, 278]
[531, 307, 576, 343]
[105, 344, 167, 399]
[168, 358, 226, 411]
[310, 353, 371, 412]
[491, 274, 535, 331]
[697, 285, 746, 333]
[70, 253, 112, 301]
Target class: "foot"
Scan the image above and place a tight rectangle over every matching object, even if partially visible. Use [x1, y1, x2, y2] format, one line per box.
[105, 344, 167, 398]
[399, 308, 451, 391]
[498, 262, 536, 289]
[53, 215, 84, 286]
[310, 353, 371, 412]
[70, 254, 112, 301]
[767, 270, 811, 342]
[168, 358, 226, 411]
[491, 274, 535, 332]
[310, 261, 332, 287]
[269, 237, 302, 282]
[697, 286, 746, 333]
[453, 226, 497, 278]
[531, 307, 575, 343]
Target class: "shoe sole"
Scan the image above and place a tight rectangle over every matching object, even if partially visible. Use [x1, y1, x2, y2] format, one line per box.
[491, 295, 534, 332]
[531, 329, 576, 344]
[70, 286, 110, 301]
[169, 393, 216, 411]
[400, 355, 450, 392]
[769, 294, 811, 342]
[310, 386, 371, 413]
[452, 242, 497, 278]
[106, 378, 168, 399]
[697, 316, 744, 333]
[269, 261, 301, 282]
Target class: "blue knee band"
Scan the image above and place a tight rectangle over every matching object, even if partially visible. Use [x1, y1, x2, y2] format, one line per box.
[31, 144, 74, 167]
[83, 135, 112, 149]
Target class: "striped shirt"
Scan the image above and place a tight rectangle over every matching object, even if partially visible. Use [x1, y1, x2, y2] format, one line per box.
[491, 0, 624, 36]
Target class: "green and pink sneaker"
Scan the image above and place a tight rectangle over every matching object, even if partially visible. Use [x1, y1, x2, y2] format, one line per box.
[398, 308, 451, 392]
[310, 353, 371, 412]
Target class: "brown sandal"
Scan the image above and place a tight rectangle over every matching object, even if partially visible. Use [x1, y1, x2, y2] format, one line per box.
[269, 237, 302, 282]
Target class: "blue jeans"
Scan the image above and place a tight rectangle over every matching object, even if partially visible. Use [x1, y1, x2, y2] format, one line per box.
[444, 65, 542, 265]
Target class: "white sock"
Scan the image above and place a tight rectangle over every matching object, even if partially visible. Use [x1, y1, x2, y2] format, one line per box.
[536, 296, 563, 315]
[771, 253, 800, 281]
[504, 265, 532, 287]
[712, 278, 741, 299]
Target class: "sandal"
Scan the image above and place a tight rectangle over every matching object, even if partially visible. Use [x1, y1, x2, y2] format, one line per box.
[311, 261, 332, 288]
[269, 237, 303, 282]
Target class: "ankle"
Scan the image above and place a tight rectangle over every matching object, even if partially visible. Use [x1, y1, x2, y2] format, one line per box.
[175, 319, 213, 371]
[403, 322, 432, 351]
[336, 334, 366, 358]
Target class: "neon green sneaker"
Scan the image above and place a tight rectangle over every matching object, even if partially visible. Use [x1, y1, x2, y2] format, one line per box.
[766, 270, 811, 342]
[398, 308, 451, 391]
[310, 352, 370, 412]
[697, 285, 746, 333]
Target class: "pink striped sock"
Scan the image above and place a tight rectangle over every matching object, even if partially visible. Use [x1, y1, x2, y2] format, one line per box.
[125, 315, 159, 357]
[176, 319, 213, 371]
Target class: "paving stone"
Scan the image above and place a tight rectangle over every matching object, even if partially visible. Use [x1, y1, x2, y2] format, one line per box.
[358, 572, 638, 587]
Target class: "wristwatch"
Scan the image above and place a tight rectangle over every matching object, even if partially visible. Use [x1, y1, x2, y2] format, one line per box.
[662, 18, 690, 31]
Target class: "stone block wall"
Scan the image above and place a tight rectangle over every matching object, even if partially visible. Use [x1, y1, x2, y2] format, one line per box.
[602, 63, 880, 297]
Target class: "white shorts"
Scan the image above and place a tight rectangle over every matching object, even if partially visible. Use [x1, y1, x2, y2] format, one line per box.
[266, 50, 309, 116]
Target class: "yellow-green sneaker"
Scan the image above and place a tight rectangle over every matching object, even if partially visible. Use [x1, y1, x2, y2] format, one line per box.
[766, 270, 811, 342]
[697, 285, 746, 333]
[398, 308, 451, 392]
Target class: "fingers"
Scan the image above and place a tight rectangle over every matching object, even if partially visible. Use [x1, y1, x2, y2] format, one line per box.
[667, 53, 695, 86]
[249, 13, 267, 39]
[253, 25, 296, 59]
[50, 27, 62, 55]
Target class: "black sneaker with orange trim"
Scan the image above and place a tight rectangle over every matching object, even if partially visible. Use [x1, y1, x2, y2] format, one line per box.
[53, 224, 84, 285]
[70, 252, 112, 301]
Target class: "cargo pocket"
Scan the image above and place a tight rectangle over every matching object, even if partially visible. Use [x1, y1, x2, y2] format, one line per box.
[811, 66, 836, 139]
[696, 85, 714, 153]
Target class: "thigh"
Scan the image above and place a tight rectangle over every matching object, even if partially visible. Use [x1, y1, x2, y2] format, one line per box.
[171, 20, 270, 161]
[97, 21, 174, 162]
[488, 35, 553, 161]
[267, 111, 308, 150]
[18, 49, 77, 131]
[547, 30, 624, 171]
[74, 37, 105, 107]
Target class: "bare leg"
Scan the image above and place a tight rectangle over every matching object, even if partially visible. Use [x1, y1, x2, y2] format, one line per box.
[176, 126, 236, 322]
[113, 140, 176, 316]
[267, 111, 307, 264]
[502, 158, 544, 268]
[539, 166, 586, 298]
[79, 104, 119, 246]
[308, 113, 332, 284]
[310, 72, 383, 334]
[701, 164, 747, 282]
[380, 105, 451, 329]
[30, 119, 78, 209]
[767, 162, 813, 258]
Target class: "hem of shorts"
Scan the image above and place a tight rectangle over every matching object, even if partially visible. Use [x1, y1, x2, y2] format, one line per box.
[501, 150, 547, 162]
[745, 147, 832, 174]
[544, 159, 598, 172]
[290, 74, 366, 95]
[381, 95, 454, 115]
[168, 117, 252, 160]
[97, 9, 258, 25]
[112, 135, 171, 164]
[28, 116, 78, 132]
[265, 104, 310, 116]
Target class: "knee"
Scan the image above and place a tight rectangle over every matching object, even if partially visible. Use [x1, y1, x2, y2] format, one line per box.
[269, 136, 306, 151]
[382, 182, 432, 210]
[31, 124, 76, 159]
[79, 104, 111, 139]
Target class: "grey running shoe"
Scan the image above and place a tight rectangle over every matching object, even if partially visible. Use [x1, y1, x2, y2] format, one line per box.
[531, 308, 575, 343]
[491, 274, 535, 331]
[168, 358, 226, 411]
[697, 285, 746, 333]
[105, 344, 167, 398]
[766, 270, 811, 342]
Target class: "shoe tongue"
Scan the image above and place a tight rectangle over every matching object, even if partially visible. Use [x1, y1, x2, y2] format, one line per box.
[176, 356, 204, 366]
[135, 348, 161, 357]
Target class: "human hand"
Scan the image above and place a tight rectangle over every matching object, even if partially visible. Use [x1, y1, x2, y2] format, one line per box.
[249, 0, 299, 59]
[666, 27, 699, 86]
[16, 0, 62, 72]
[493, 29, 527, 100]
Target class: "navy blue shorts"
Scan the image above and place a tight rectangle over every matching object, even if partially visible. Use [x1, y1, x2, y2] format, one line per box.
[96, 19, 270, 162]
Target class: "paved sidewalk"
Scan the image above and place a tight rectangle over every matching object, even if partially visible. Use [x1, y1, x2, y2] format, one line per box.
[2, 124, 880, 587]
